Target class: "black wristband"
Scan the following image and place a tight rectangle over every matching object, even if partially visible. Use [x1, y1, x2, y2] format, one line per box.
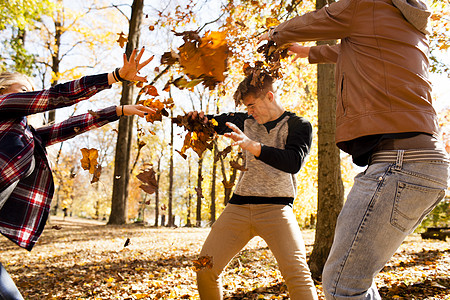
[121, 105, 125, 117]
[112, 70, 119, 82]
[115, 68, 126, 82]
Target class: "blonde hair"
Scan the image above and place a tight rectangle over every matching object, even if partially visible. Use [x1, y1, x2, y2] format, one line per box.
[0, 72, 35, 94]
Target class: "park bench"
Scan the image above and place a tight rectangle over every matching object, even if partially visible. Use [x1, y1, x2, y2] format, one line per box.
[420, 227, 450, 241]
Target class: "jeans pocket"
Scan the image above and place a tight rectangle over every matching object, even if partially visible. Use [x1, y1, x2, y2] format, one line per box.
[390, 181, 446, 233]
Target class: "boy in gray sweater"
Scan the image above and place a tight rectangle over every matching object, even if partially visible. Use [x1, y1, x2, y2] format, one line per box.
[193, 73, 318, 300]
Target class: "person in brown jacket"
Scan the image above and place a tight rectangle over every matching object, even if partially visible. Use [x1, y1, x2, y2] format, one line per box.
[259, 0, 449, 299]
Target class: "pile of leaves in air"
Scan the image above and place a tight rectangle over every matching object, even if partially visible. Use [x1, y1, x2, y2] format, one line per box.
[172, 113, 218, 158]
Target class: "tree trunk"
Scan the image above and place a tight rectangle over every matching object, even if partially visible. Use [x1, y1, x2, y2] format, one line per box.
[48, 0, 63, 124]
[210, 144, 218, 224]
[154, 155, 162, 226]
[186, 157, 192, 227]
[196, 157, 203, 227]
[308, 17, 344, 279]
[108, 0, 143, 225]
[168, 109, 174, 227]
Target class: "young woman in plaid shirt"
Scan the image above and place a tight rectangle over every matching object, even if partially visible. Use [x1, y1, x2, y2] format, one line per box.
[0, 48, 154, 299]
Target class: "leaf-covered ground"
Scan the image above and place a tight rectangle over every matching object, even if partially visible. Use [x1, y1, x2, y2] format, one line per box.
[1, 217, 448, 299]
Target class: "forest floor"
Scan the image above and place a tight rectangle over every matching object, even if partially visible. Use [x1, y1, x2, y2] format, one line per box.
[1, 216, 449, 300]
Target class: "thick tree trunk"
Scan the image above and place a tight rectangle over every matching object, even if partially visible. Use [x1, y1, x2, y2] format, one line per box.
[108, 0, 143, 225]
[309, 0, 344, 279]
[308, 38, 345, 279]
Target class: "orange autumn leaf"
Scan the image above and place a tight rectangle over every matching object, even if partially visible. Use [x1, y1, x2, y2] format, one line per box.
[138, 99, 170, 123]
[139, 84, 159, 96]
[192, 255, 213, 272]
[177, 30, 229, 88]
[80, 148, 99, 174]
[80, 148, 102, 184]
[116, 32, 128, 48]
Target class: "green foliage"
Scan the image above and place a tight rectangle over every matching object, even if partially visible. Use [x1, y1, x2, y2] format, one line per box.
[0, 0, 52, 75]
[0, 0, 53, 30]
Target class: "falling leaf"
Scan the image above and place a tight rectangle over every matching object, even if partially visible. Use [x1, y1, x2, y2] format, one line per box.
[149, 25, 155, 31]
[139, 84, 159, 96]
[91, 165, 102, 184]
[136, 168, 158, 194]
[230, 160, 248, 171]
[124, 238, 130, 248]
[192, 255, 213, 272]
[265, 17, 280, 28]
[222, 179, 235, 189]
[161, 204, 167, 211]
[80, 148, 99, 174]
[160, 50, 179, 65]
[172, 77, 204, 90]
[195, 187, 203, 199]
[117, 32, 128, 48]
[215, 145, 232, 161]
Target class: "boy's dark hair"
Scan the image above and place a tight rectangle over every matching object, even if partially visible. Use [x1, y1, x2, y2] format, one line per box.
[233, 72, 274, 106]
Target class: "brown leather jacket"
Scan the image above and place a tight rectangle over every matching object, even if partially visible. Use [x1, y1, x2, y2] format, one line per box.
[272, 0, 439, 148]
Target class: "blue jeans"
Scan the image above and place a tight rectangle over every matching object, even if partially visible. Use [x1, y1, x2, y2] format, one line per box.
[0, 262, 23, 300]
[322, 155, 449, 299]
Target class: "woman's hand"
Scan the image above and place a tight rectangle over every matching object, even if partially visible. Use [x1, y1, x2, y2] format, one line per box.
[224, 122, 261, 157]
[109, 48, 153, 84]
[116, 104, 156, 118]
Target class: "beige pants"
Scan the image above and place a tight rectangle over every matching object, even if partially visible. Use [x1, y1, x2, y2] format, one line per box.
[197, 204, 318, 300]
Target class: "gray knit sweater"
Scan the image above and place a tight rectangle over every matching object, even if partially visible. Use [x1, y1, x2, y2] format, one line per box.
[211, 111, 312, 206]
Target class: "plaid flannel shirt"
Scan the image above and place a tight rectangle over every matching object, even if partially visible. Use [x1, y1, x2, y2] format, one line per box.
[0, 73, 119, 250]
